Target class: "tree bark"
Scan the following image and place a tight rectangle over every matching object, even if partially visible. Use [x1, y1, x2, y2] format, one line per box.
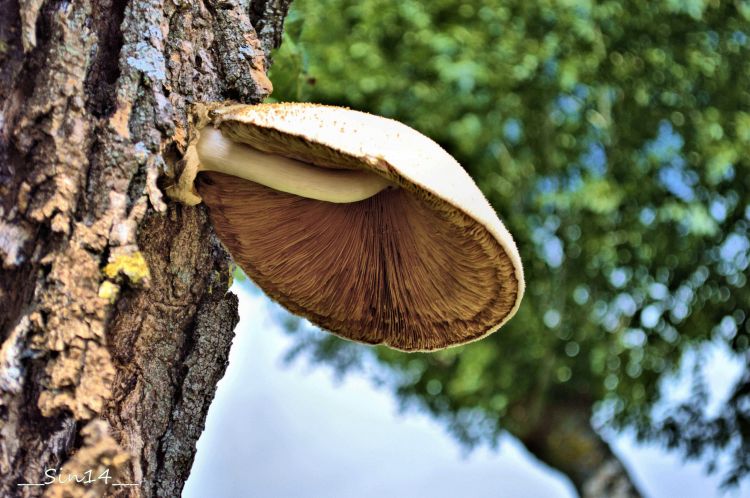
[0, 0, 290, 496]
[519, 400, 644, 498]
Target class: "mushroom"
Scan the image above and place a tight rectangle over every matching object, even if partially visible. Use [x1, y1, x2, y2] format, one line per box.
[169, 102, 524, 351]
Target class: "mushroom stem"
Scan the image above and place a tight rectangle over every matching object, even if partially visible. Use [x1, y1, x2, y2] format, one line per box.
[196, 127, 393, 203]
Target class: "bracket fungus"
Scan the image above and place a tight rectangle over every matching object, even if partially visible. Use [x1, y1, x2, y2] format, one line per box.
[169, 103, 524, 351]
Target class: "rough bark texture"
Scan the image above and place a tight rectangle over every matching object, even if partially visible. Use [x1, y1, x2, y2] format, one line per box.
[520, 400, 644, 498]
[0, 0, 290, 496]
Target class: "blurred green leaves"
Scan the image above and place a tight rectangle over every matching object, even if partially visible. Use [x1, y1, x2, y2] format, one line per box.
[268, 0, 750, 486]
[267, 11, 307, 101]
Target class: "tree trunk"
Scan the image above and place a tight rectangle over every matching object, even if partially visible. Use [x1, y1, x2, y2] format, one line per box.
[520, 400, 644, 498]
[0, 0, 290, 496]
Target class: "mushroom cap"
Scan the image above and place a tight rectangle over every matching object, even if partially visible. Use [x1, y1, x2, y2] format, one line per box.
[196, 103, 524, 351]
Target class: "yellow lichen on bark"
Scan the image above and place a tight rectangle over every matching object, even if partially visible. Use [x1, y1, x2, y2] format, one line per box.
[103, 252, 150, 285]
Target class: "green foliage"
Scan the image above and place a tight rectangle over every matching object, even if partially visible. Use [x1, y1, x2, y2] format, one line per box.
[267, 11, 308, 101]
[269, 0, 750, 485]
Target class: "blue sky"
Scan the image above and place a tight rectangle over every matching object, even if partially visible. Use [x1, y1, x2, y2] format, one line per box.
[184, 285, 749, 498]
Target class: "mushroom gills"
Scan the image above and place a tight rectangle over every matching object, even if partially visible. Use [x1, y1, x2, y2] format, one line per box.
[196, 127, 393, 203]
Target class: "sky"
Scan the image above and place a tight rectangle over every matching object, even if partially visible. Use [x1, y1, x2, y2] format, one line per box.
[183, 285, 750, 498]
